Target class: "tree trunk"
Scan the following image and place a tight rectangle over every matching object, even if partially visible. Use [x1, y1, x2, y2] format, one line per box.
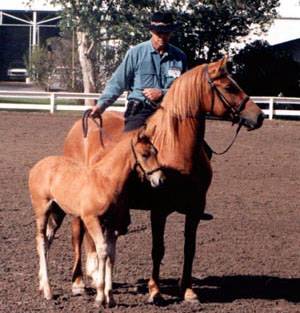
[77, 31, 96, 105]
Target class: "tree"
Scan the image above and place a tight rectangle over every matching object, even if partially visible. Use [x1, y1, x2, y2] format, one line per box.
[28, 0, 280, 98]
[233, 40, 300, 96]
[46, 0, 165, 103]
[168, 0, 280, 66]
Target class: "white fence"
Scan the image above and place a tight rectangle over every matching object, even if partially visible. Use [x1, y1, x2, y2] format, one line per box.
[0, 91, 300, 120]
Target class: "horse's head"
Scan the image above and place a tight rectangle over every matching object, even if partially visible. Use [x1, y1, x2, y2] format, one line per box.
[131, 132, 165, 188]
[205, 57, 264, 130]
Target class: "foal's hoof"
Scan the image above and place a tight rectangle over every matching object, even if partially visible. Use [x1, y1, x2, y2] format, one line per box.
[184, 288, 199, 303]
[147, 293, 166, 306]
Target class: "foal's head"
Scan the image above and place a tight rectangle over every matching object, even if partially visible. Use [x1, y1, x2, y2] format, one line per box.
[131, 133, 165, 188]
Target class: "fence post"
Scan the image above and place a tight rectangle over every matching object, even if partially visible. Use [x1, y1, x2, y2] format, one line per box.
[50, 93, 55, 114]
[269, 97, 274, 120]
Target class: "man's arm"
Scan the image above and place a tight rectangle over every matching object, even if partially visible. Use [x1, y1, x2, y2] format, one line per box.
[92, 49, 134, 114]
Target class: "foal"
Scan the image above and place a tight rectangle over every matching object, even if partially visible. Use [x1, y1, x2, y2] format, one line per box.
[29, 131, 164, 306]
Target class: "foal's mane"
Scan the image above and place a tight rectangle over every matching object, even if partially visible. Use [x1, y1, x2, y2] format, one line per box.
[146, 64, 206, 149]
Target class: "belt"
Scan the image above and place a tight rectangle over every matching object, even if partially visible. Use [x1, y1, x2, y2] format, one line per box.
[125, 99, 160, 117]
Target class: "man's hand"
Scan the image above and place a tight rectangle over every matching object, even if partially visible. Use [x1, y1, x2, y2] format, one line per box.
[91, 103, 104, 116]
[143, 88, 163, 102]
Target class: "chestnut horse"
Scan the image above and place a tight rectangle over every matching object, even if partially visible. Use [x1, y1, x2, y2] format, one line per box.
[63, 57, 264, 303]
[29, 131, 165, 306]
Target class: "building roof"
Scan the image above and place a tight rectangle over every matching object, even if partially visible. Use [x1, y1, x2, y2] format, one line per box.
[0, 0, 61, 11]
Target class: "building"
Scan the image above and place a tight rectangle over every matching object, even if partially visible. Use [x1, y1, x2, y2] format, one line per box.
[0, 0, 61, 80]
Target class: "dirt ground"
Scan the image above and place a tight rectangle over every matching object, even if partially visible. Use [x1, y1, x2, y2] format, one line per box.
[0, 111, 299, 313]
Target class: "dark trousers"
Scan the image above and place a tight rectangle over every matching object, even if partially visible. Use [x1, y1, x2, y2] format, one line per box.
[124, 99, 158, 131]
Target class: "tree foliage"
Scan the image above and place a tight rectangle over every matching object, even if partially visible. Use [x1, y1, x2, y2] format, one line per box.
[31, 0, 280, 91]
[233, 40, 300, 96]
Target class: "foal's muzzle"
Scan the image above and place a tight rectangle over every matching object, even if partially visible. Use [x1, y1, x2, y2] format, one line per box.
[147, 169, 166, 188]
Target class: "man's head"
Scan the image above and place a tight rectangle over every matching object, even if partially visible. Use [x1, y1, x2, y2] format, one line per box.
[148, 12, 177, 53]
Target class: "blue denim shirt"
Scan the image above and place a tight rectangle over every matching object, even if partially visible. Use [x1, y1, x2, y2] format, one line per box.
[97, 40, 187, 110]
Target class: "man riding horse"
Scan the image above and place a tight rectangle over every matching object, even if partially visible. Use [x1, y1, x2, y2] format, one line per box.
[91, 12, 213, 232]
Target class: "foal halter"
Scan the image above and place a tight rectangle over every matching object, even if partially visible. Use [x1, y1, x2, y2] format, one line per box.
[205, 64, 249, 124]
[130, 139, 162, 178]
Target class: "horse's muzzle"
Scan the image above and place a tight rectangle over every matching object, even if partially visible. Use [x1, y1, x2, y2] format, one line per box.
[240, 112, 264, 131]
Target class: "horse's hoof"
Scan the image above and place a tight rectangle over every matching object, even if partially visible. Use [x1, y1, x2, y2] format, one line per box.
[72, 280, 85, 296]
[107, 298, 117, 308]
[147, 293, 166, 306]
[184, 288, 199, 303]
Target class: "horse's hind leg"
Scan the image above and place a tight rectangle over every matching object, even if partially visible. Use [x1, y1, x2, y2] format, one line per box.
[148, 210, 167, 304]
[71, 217, 85, 295]
[104, 228, 117, 307]
[46, 202, 66, 244]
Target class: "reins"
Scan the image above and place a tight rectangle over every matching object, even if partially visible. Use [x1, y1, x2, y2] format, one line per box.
[209, 122, 243, 155]
[82, 109, 105, 147]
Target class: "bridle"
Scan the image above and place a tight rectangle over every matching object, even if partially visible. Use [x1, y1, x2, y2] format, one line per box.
[130, 138, 163, 178]
[205, 64, 250, 155]
[206, 64, 249, 124]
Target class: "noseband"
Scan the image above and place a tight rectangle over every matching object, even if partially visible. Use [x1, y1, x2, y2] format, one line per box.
[130, 139, 162, 178]
[206, 65, 249, 123]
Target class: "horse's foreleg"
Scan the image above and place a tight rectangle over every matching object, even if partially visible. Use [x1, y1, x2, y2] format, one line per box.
[81, 215, 107, 305]
[35, 209, 52, 300]
[148, 210, 167, 304]
[84, 231, 99, 287]
[180, 213, 201, 302]
[104, 228, 117, 307]
[71, 217, 85, 295]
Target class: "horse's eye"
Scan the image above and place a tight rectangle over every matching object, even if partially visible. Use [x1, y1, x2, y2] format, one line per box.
[225, 84, 239, 93]
[142, 153, 150, 159]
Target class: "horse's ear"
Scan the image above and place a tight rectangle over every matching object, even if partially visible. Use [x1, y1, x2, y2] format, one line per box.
[217, 55, 229, 74]
[209, 56, 229, 79]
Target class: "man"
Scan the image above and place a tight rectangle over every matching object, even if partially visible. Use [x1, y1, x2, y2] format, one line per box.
[91, 11, 187, 131]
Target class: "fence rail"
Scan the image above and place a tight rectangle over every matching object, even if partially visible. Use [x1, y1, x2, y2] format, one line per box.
[0, 91, 299, 120]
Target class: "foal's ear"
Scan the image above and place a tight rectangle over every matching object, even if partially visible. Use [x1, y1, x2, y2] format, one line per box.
[137, 129, 150, 143]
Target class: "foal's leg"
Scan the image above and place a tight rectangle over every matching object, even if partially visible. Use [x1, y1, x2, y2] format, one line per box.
[104, 228, 117, 307]
[84, 231, 99, 287]
[81, 215, 107, 305]
[180, 212, 201, 302]
[35, 204, 52, 300]
[148, 210, 167, 304]
[71, 217, 85, 295]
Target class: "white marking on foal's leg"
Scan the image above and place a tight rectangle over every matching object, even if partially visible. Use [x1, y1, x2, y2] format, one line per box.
[94, 243, 107, 305]
[86, 252, 99, 287]
[36, 234, 52, 300]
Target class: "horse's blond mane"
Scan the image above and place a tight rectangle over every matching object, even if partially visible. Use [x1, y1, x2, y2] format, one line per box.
[146, 64, 205, 149]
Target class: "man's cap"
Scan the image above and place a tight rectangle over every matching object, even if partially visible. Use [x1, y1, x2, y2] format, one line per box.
[147, 12, 178, 33]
